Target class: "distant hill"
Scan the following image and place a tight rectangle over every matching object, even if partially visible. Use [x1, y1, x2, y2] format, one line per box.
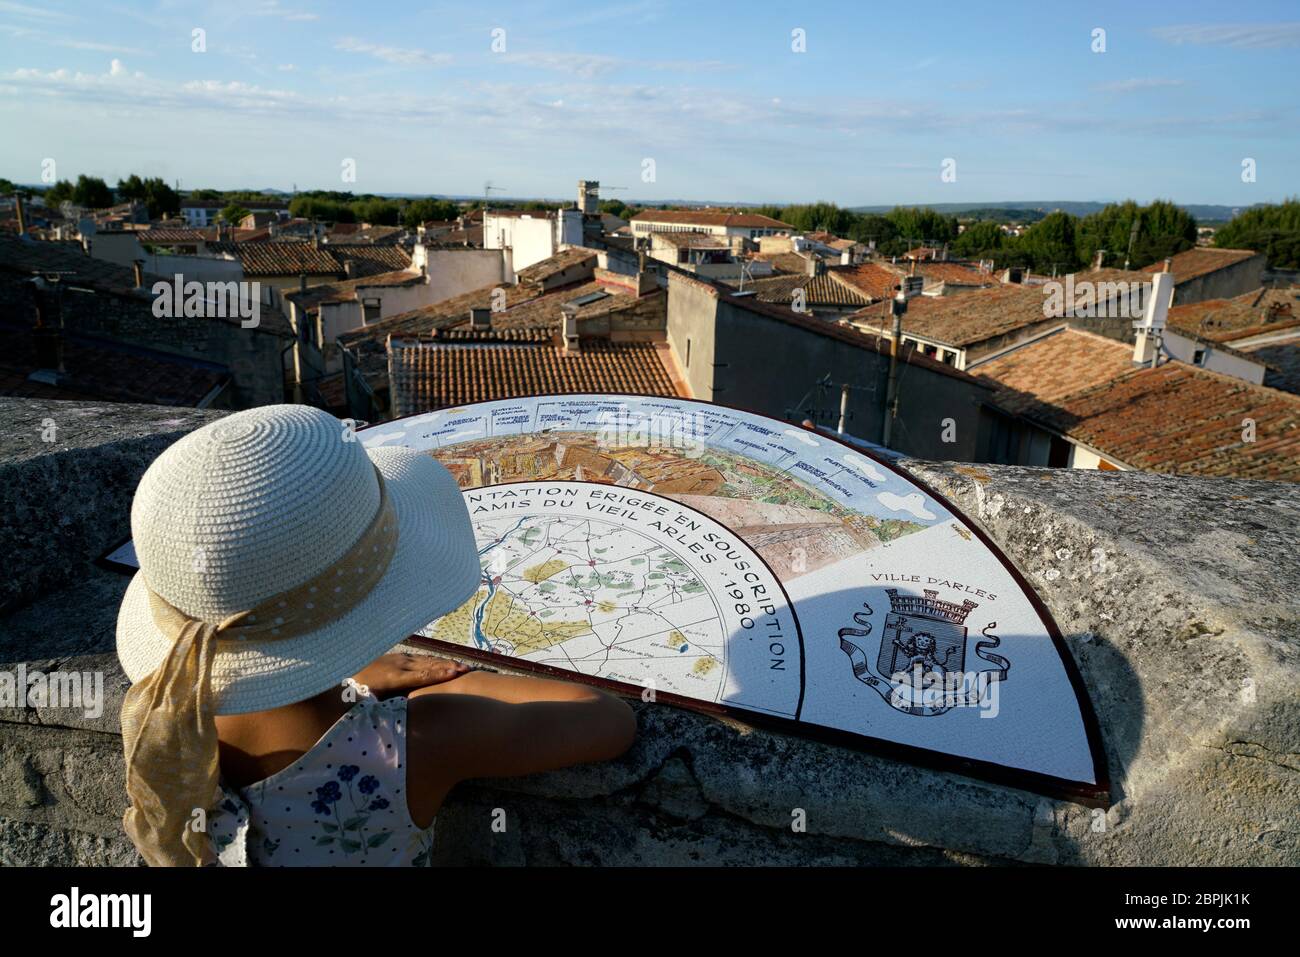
[847, 200, 1264, 222]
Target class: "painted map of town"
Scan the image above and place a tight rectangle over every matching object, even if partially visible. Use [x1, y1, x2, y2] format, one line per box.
[427, 429, 926, 580]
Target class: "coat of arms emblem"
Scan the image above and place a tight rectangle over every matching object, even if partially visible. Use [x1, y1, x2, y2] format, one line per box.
[838, 588, 1011, 716]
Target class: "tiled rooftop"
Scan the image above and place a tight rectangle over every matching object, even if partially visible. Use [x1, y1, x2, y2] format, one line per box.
[972, 326, 1135, 415]
[1167, 287, 1300, 343]
[387, 336, 684, 416]
[974, 326, 1300, 481]
[0, 234, 158, 294]
[0, 325, 229, 407]
[514, 247, 598, 284]
[323, 244, 413, 275]
[651, 231, 730, 249]
[209, 241, 342, 277]
[853, 283, 1052, 348]
[137, 228, 217, 244]
[831, 262, 901, 300]
[1142, 247, 1260, 283]
[631, 209, 792, 229]
[915, 261, 1000, 288]
[724, 271, 874, 308]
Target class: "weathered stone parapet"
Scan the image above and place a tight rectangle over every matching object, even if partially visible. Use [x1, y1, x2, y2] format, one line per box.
[0, 399, 225, 616]
[0, 398, 1295, 866]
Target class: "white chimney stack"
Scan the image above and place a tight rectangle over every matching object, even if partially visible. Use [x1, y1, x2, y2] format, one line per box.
[563, 311, 579, 351]
[1133, 270, 1174, 366]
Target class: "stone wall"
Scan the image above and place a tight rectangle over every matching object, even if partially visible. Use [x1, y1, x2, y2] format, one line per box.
[0, 273, 287, 408]
[1, 398, 1296, 866]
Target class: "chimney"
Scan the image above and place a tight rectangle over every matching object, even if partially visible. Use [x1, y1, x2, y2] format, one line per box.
[1133, 270, 1174, 366]
[299, 273, 308, 292]
[1093, 249, 1105, 270]
[562, 311, 580, 351]
[470, 306, 492, 330]
[804, 254, 824, 277]
[131, 259, 145, 290]
[14, 193, 26, 236]
[1162, 257, 1172, 273]
[344, 260, 355, 279]
[840, 249, 851, 266]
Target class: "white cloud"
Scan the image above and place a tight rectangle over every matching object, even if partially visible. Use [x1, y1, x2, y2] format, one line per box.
[0, 22, 147, 54]
[109, 59, 126, 77]
[843, 454, 886, 483]
[252, 0, 318, 21]
[782, 428, 820, 447]
[500, 52, 729, 80]
[335, 37, 452, 67]
[876, 491, 935, 521]
[1093, 77, 1186, 94]
[1152, 22, 1300, 49]
[0, 1, 69, 21]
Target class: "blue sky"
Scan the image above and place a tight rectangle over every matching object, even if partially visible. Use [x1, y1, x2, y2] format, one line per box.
[1, 0, 1297, 206]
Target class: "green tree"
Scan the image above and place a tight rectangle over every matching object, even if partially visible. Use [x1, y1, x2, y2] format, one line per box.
[845, 214, 900, 250]
[352, 198, 401, 226]
[598, 199, 629, 219]
[219, 204, 252, 225]
[952, 220, 1005, 258]
[71, 174, 113, 209]
[885, 207, 959, 249]
[44, 180, 74, 206]
[0, 177, 15, 196]
[289, 196, 356, 223]
[402, 198, 461, 228]
[1214, 199, 1300, 268]
[1076, 199, 1196, 270]
[1019, 211, 1082, 273]
[118, 174, 181, 218]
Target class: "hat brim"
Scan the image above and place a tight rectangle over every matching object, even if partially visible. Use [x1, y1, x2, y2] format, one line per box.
[116, 447, 482, 715]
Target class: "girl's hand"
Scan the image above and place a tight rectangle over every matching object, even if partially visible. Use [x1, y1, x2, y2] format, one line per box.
[352, 652, 471, 698]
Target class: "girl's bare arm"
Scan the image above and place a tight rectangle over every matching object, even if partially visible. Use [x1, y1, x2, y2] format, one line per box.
[402, 671, 636, 825]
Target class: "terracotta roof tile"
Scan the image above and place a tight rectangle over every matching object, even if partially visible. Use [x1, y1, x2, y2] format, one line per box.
[388, 337, 684, 416]
[631, 209, 792, 230]
[972, 327, 1134, 414]
[1167, 287, 1300, 342]
[725, 271, 873, 307]
[974, 326, 1300, 480]
[211, 241, 341, 277]
[1142, 247, 1261, 283]
[832, 263, 903, 300]
[854, 284, 1053, 347]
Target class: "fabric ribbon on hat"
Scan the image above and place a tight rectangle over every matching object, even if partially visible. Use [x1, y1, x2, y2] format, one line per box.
[119, 470, 399, 867]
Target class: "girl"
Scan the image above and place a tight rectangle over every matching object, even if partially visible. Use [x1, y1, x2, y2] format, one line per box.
[116, 404, 635, 866]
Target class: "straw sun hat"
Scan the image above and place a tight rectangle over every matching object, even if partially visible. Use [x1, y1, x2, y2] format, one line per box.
[116, 404, 481, 715]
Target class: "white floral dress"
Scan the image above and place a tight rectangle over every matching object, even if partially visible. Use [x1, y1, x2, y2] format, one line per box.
[209, 690, 437, 866]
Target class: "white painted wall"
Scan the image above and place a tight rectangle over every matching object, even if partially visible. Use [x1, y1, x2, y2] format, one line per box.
[1164, 328, 1266, 385]
[484, 213, 556, 272]
[416, 247, 508, 299]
